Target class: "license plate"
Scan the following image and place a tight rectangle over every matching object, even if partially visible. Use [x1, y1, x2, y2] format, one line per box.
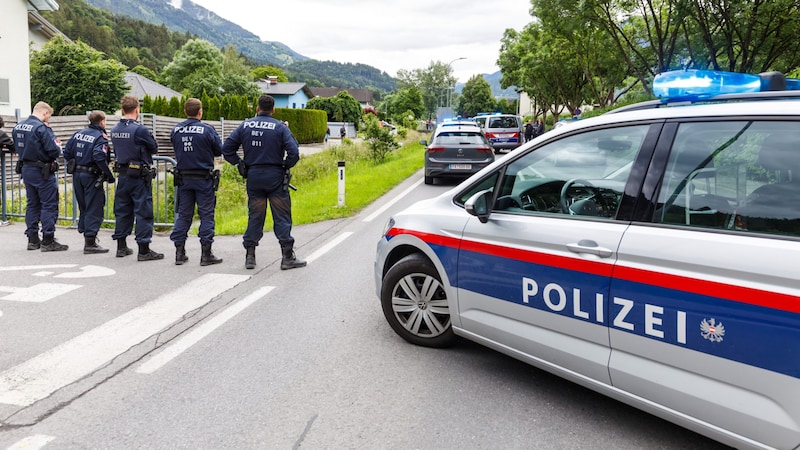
[449, 164, 472, 170]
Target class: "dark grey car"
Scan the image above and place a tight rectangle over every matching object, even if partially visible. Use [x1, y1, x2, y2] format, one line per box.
[422, 129, 494, 185]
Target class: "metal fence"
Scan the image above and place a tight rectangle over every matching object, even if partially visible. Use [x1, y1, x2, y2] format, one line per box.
[1, 150, 177, 228]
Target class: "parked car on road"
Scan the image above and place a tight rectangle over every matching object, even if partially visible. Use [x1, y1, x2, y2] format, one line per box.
[377, 69, 800, 449]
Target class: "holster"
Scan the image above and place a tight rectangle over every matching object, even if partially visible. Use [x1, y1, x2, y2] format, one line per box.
[66, 158, 76, 174]
[172, 168, 184, 187]
[42, 161, 58, 178]
[15, 159, 22, 175]
[212, 169, 221, 191]
[237, 161, 248, 179]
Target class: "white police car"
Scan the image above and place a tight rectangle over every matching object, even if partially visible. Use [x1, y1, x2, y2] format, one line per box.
[375, 70, 800, 449]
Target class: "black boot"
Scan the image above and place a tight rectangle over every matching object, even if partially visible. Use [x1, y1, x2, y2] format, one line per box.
[175, 243, 188, 265]
[245, 246, 256, 270]
[200, 243, 222, 266]
[116, 238, 134, 257]
[137, 242, 164, 261]
[27, 234, 41, 251]
[84, 236, 109, 254]
[41, 236, 68, 252]
[280, 247, 307, 270]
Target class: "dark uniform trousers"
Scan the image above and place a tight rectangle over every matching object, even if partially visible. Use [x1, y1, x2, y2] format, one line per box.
[112, 174, 154, 244]
[170, 178, 217, 245]
[22, 165, 59, 239]
[73, 171, 106, 237]
[244, 166, 294, 250]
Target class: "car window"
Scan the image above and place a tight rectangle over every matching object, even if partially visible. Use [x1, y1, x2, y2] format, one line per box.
[491, 125, 649, 218]
[488, 117, 518, 128]
[433, 132, 486, 145]
[654, 121, 800, 237]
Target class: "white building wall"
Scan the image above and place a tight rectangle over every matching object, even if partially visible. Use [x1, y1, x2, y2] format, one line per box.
[0, 1, 35, 117]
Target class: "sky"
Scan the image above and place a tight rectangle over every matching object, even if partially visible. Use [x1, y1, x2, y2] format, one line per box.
[186, 0, 533, 83]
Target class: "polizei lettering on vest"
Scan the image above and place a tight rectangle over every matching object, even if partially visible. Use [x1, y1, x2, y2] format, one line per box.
[243, 121, 276, 130]
[521, 276, 687, 344]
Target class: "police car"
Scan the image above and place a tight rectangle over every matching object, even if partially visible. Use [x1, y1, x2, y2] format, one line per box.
[375, 70, 800, 449]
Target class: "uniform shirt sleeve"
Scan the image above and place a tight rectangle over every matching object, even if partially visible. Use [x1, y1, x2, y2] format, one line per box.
[134, 125, 158, 155]
[63, 134, 76, 160]
[208, 125, 223, 158]
[282, 125, 300, 168]
[221, 126, 243, 165]
[40, 124, 62, 161]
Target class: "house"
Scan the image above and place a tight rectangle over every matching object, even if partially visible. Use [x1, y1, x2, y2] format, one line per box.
[308, 87, 374, 108]
[254, 77, 313, 109]
[124, 72, 181, 101]
[1, 0, 62, 117]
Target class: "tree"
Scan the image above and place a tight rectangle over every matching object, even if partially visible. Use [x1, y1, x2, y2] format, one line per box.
[382, 87, 425, 122]
[306, 91, 363, 129]
[161, 39, 224, 94]
[458, 75, 496, 117]
[251, 66, 289, 82]
[30, 36, 127, 115]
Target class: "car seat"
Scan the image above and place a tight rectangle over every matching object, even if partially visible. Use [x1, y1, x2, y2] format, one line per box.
[740, 135, 800, 235]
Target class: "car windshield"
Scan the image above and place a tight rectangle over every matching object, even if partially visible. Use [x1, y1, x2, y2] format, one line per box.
[488, 117, 518, 128]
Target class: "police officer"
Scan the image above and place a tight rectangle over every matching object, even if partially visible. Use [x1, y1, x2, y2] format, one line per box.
[12, 101, 68, 252]
[110, 95, 163, 261]
[63, 110, 115, 254]
[221, 94, 306, 270]
[0, 117, 14, 151]
[169, 98, 223, 266]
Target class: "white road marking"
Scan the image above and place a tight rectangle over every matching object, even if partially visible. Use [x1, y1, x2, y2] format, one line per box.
[0, 265, 76, 272]
[304, 232, 353, 264]
[0, 283, 82, 303]
[362, 178, 423, 223]
[0, 273, 249, 406]
[54, 265, 115, 278]
[137, 286, 274, 374]
[5, 434, 55, 450]
[0, 264, 114, 278]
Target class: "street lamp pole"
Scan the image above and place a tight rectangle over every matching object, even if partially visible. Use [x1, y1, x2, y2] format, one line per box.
[446, 57, 466, 109]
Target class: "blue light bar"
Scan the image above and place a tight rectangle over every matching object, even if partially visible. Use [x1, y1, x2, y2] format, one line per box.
[653, 70, 761, 98]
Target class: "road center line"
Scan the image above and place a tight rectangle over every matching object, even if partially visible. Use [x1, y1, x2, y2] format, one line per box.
[362, 178, 423, 222]
[136, 285, 274, 374]
[0, 273, 249, 407]
[304, 232, 353, 264]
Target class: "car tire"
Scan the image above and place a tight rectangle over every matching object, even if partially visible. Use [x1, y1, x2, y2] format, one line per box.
[424, 174, 434, 185]
[380, 253, 455, 348]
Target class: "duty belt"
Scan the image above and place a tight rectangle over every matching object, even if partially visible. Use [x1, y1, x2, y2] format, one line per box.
[179, 169, 213, 180]
[74, 164, 100, 174]
[22, 160, 48, 168]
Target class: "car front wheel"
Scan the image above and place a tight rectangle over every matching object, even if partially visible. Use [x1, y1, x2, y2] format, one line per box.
[380, 254, 455, 347]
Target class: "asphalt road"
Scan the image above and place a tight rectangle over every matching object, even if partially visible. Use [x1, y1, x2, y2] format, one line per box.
[0, 172, 729, 449]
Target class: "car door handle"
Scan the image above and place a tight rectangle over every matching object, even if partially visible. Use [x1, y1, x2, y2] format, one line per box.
[566, 240, 613, 258]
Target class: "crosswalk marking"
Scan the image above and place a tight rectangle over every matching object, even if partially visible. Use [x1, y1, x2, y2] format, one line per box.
[6, 434, 55, 450]
[0, 283, 82, 303]
[0, 273, 249, 407]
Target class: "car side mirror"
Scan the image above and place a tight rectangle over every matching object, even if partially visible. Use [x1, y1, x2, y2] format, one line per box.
[419, 140, 428, 146]
[465, 189, 493, 223]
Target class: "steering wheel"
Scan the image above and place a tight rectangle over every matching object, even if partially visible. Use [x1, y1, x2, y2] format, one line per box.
[559, 178, 609, 215]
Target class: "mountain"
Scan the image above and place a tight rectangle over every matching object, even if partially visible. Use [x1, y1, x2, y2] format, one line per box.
[82, 0, 308, 66]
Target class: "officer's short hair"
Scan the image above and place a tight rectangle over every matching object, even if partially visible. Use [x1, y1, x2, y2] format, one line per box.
[120, 95, 140, 115]
[184, 98, 202, 117]
[33, 101, 53, 116]
[88, 110, 105, 125]
[258, 95, 275, 113]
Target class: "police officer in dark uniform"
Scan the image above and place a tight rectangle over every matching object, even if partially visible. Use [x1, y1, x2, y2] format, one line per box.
[110, 95, 163, 261]
[12, 101, 68, 251]
[169, 98, 223, 266]
[222, 94, 306, 270]
[63, 110, 115, 254]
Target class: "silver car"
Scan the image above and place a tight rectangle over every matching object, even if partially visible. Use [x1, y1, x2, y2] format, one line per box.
[376, 72, 800, 449]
